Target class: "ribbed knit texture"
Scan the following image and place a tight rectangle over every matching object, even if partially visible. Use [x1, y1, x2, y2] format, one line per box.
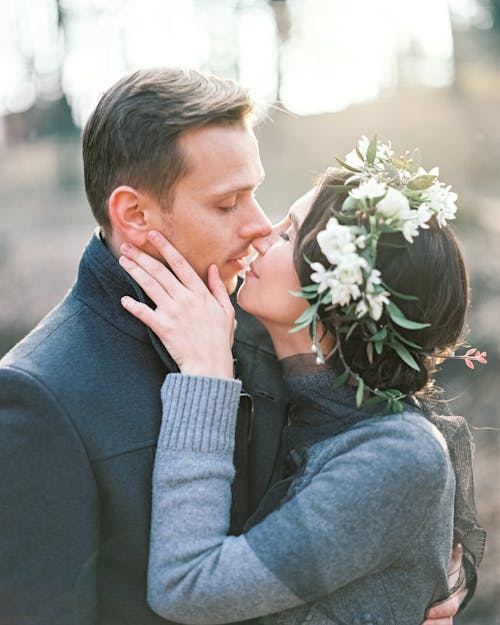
[159, 374, 242, 453]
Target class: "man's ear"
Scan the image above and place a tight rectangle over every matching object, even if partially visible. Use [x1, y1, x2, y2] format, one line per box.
[108, 185, 150, 246]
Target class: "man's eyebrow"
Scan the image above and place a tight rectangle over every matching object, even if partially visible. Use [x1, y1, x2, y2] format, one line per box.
[209, 175, 266, 198]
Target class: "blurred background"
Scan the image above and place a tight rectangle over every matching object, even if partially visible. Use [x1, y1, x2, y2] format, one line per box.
[0, 0, 498, 621]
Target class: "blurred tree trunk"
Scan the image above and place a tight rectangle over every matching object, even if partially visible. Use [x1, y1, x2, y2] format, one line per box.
[269, 0, 291, 103]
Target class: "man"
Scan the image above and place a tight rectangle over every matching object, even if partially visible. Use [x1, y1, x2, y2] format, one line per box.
[0, 67, 469, 624]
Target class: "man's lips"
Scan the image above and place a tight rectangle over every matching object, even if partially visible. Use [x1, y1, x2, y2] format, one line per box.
[227, 249, 252, 273]
[228, 257, 246, 272]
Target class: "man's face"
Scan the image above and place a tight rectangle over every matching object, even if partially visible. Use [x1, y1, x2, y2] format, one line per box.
[150, 124, 272, 292]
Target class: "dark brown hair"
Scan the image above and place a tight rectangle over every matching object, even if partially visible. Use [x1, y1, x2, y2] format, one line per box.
[294, 168, 470, 397]
[82, 67, 255, 233]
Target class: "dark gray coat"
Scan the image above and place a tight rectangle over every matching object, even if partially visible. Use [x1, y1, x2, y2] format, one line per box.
[0, 233, 288, 625]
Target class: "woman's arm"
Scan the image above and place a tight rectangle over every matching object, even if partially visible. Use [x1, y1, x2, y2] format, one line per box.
[148, 370, 451, 624]
[148, 373, 304, 624]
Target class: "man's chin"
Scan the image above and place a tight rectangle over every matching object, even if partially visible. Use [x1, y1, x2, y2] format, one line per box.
[224, 274, 239, 295]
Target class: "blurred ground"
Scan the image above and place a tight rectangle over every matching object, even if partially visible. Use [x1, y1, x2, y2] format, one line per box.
[0, 28, 499, 625]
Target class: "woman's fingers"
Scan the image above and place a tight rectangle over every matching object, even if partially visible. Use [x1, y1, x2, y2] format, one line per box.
[208, 264, 236, 346]
[120, 295, 157, 327]
[146, 230, 204, 292]
[119, 255, 173, 307]
[208, 265, 233, 316]
[425, 593, 460, 620]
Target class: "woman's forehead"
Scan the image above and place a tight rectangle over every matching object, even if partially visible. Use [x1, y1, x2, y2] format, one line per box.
[290, 187, 317, 226]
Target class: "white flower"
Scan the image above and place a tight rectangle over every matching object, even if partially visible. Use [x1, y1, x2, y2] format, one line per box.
[355, 234, 367, 249]
[329, 280, 361, 307]
[333, 253, 367, 286]
[422, 182, 457, 227]
[376, 187, 410, 219]
[416, 202, 433, 228]
[316, 218, 356, 265]
[310, 262, 336, 293]
[366, 269, 382, 291]
[355, 299, 369, 318]
[367, 291, 391, 321]
[350, 178, 387, 200]
[377, 139, 394, 161]
[344, 135, 370, 168]
[416, 166, 439, 177]
[401, 213, 420, 243]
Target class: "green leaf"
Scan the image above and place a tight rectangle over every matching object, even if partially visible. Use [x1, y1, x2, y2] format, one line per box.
[289, 290, 318, 300]
[369, 327, 387, 342]
[410, 147, 422, 170]
[341, 196, 360, 213]
[289, 321, 311, 334]
[390, 399, 404, 413]
[331, 369, 349, 390]
[361, 394, 386, 409]
[374, 340, 384, 354]
[345, 321, 359, 341]
[383, 282, 419, 301]
[389, 340, 420, 371]
[391, 158, 406, 169]
[392, 329, 422, 350]
[366, 341, 374, 364]
[366, 135, 378, 163]
[355, 376, 365, 407]
[294, 306, 316, 325]
[335, 158, 362, 173]
[407, 174, 437, 191]
[386, 301, 430, 330]
[300, 284, 321, 292]
[384, 388, 406, 398]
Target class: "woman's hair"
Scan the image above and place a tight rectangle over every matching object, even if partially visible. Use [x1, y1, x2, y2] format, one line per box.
[294, 168, 470, 397]
[82, 67, 254, 234]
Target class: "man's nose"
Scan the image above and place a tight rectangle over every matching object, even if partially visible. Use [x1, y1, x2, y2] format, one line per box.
[241, 199, 272, 240]
[251, 228, 275, 256]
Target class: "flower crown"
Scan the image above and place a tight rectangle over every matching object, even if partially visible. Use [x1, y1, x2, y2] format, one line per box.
[292, 135, 487, 412]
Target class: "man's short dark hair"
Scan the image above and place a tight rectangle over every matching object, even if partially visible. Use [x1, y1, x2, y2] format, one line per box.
[82, 67, 255, 232]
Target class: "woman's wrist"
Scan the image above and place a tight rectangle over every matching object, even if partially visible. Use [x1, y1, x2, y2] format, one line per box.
[180, 354, 234, 379]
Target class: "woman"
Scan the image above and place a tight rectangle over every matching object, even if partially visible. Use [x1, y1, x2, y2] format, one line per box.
[120, 137, 485, 625]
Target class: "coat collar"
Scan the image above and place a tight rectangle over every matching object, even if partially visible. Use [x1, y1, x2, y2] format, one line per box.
[72, 231, 177, 371]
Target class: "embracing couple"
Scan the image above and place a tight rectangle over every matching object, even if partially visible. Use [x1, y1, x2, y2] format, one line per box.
[0, 67, 485, 625]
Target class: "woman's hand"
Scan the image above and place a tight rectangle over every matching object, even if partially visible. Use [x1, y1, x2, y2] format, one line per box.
[119, 230, 236, 378]
[421, 544, 466, 625]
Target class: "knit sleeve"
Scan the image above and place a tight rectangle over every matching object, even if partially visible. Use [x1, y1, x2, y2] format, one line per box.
[148, 374, 304, 624]
[148, 376, 453, 624]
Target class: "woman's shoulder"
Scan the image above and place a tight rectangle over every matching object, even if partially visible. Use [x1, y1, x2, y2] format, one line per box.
[309, 409, 451, 484]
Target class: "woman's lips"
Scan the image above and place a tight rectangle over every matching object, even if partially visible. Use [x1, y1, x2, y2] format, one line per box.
[245, 262, 259, 278]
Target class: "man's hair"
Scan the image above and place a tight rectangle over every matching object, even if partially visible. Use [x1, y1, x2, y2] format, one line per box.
[82, 67, 255, 232]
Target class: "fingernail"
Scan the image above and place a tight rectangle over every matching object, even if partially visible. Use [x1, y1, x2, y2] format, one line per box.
[121, 296, 133, 307]
[119, 255, 133, 268]
[148, 230, 160, 241]
[121, 243, 133, 253]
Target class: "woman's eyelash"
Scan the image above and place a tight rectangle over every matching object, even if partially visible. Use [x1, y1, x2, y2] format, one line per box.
[279, 231, 291, 241]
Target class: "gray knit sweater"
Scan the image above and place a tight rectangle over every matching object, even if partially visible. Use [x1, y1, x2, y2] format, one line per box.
[148, 372, 455, 625]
